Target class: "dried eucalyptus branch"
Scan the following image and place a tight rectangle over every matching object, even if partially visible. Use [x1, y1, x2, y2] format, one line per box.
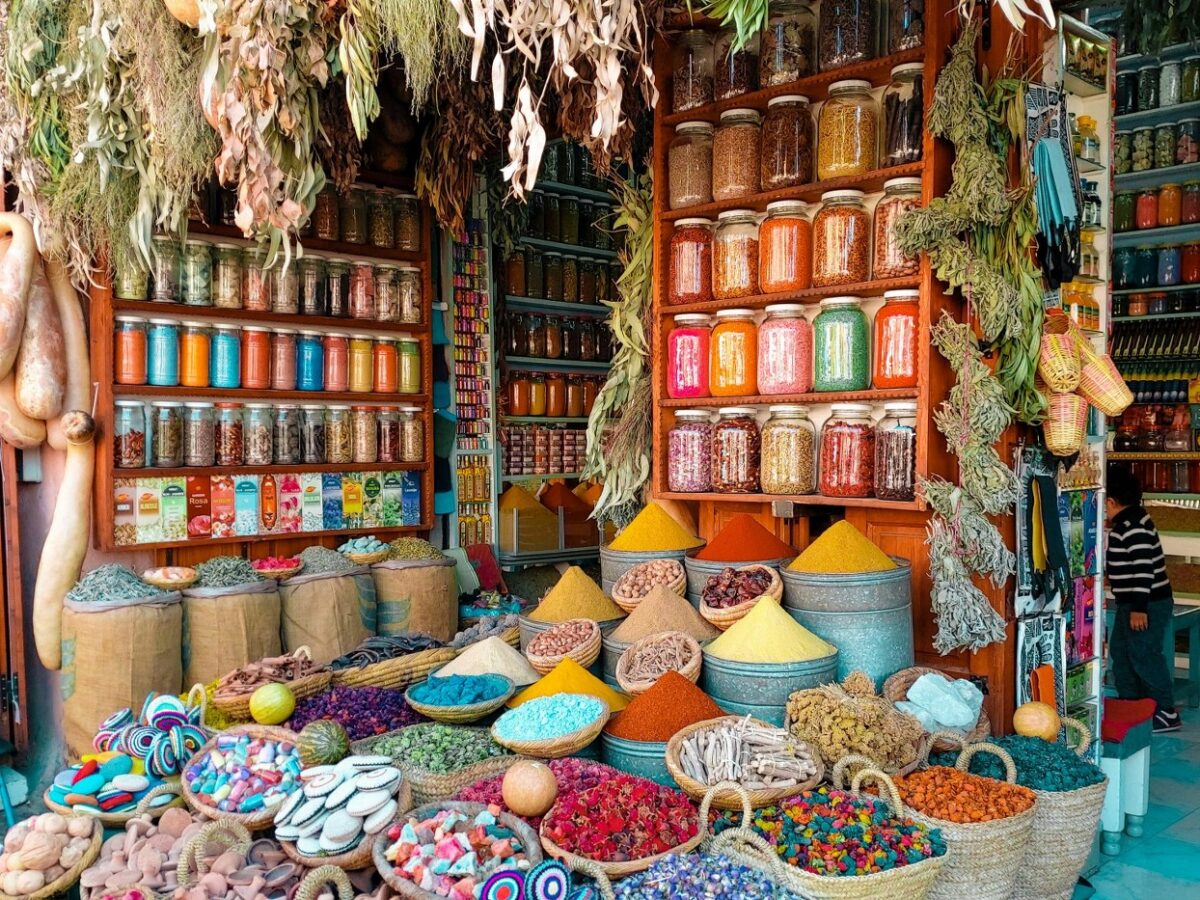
[927, 515, 1009, 654]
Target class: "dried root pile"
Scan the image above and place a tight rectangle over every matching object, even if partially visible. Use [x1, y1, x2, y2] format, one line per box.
[677, 717, 819, 791]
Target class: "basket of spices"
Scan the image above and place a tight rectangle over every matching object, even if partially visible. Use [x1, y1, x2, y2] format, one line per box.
[666, 715, 822, 810]
[615, 631, 701, 694]
[250, 556, 305, 581]
[604, 586, 720, 687]
[352, 723, 517, 806]
[492, 694, 609, 759]
[289, 685, 427, 741]
[882, 666, 991, 751]
[212, 647, 332, 720]
[519, 567, 626, 651]
[0, 812, 102, 900]
[699, 565, 783, 630]
[611, 558, 687, 613]
[181, 725, 304, 830]
[141, 566, 198, 592]
[330, 635, 458, 690]
[599, 502, 705, 595]
[683, 514, 796, 606]
[338, 536, 390, 566]
[404, 674, 514, 724]
[525, 618, 602, 676]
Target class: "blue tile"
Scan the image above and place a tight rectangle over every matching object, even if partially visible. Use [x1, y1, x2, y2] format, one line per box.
[1089, 858, 1200, 897]
[1161, 809, 1200, 845]
[1136, 800, 1193, 838]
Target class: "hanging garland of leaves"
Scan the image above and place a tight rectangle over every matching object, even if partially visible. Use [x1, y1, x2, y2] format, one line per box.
[581, 173, 654, 529]
[1121, 0, 1198, 55]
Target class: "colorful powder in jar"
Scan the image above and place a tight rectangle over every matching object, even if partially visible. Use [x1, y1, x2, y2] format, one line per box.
[757, 303, 812, 395]
[759, 201, 813, 294]
[667, 314, 712, 399]
[669, 219, 714, 305]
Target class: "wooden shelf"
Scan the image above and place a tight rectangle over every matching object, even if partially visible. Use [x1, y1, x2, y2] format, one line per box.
[657, 491, 922, 510]
[113, 385, 429, 405]
[505, 357, 612, 373]
[661, 276, 921, 314]
[119, 524, 432, 553]
[504, 295, 610, 317]
[112, 299, 429, 335]
[1114, 99, 1200, 130]
[114, 462, 427, 478]
[1109, 452, 1200, 461]
[502, 416, 590, 425]
[501, 472, 582, 482]
[660, 163, 925, 222]
[188, 221, 424, 264]
[521, 237, 619, 260]
[1113, 161, 1200, 191]
[661, 389, 918, 408]
[535, 180, 614, 204]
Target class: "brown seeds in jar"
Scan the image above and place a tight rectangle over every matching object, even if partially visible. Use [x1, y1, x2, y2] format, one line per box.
[761, 5, 817, 85]
[712, 407, 761, 493]
[812, 190, 870, 287]
[669, 122, 714, 210]
[713, 210, 761, 300]
[873, 177, 922, 278]
[715, 31, 759, 100]
[761, 95, 814, 190]
[713, 109, 761, 201]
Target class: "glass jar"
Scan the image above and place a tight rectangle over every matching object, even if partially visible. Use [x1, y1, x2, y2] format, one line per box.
[349, 261, 375, 320]
[583, 376, 600, 413]
[210, 243, 242, 309]
[1079, 232, 1100, 279]
[1115, 131, 1132, 174]
[399, 338, 421, 394]
[1156, 124, 1177, 169]
[819, 0, 874, 70]
[272, 405, 301, 465]
[507, 373, 531, 417]
[507, 314, 529, 358]
[818, 80, 877, 179]
[813, 189, 870, 286]
[151, 402, 183, 468]
[242, 247, 270, 312]
[271, 262, 299, 315]
[184, 402, 215, 467]
[298, 255, 327, 317]
[270, 328, 297, 391]
[761, 95, 814, 190]
[339, 188, 367, 244]
[544, 316, 564, 359]
[1134, 247, 1158, 288]
[668, 314, 712, 399]
[326, 258, 351, 318]
[820, 404, 875, 498]
[1149, 291, 1169, 314]
[758, 304, 812, 395]
[566, 375, 585, 417]
[180, 321, 209, 388]
[545, 374, 567, 418]
[374, 264, 399, 323]
[1132, 127, 1154, 171]
[1184, 243, 1200, 283]
[1114, 191, 1136, 232]
[1159, 246, 1181, 286]
[712, 407, 760, 492]
[813, 296, 870, 391]
[181, 240, 212, 306]
[1184, 182, 1200, 224]
[1179, 119, 1199, 164]
[544, 253, 563, 302]
[1185, 55, 1200, 103]
[595, 264, 609, 305]
[114, 401, 146, 469]
[526, 315, 547, 359]
[561, 319, 580, 360]
[714, 28, 759, 100]
[115, 316, 148, 385]
[562, 256, 579, 304]
[373, 407, 399, 463]
[147, 318, 181, 388]
[1137, 64, 1160, 111]
[324, 332, 349, 391]
[149, 235, 180, 303]
[668, 410, 714, 493]
[240, 325, 271, 390]
[528, 190, 545, 239]
[873, 177, 921, 278]
[873, 289, 919, 389]
[761, 1, 816, 85]
[352, 407, 377, 463]
[561, 197, 580, 245]
[710, 308, 758, 396]
[313, 184, 339, 240]
[757, 201, 812, 295]
[1138, 188, 1160, 229]
[1078, 115, 1101, 163]
[669, 218, 714, 306]
[761, 405, 817, 494]
[367, 191, 395, 249]
[1160, 61, 1182, 107]
[544, 193, 561, 241]
[326, 406, 353, 463]
[397, 266, 422, 324]
[395, 193, 421, 252]
[1117, 71, 1137, 115]
[889, 0, 924, 52]
[506, 248, 527, 296]
[714, 209, 760, 299]
[875, 401, 917, 500]
[399, 406, 425, 462]
[713, 109, 761, 200]
[297, 330, 325, 392]
[348, 334, 373, 392]
[579, 259, 597, 304]
[301, 405, 326, 464]
[883, 63, 924, 166]
[526, 249, 545, 299]
[528, 374, 547, 417]
[374, 338, 399, 393]
[215, 403, 245, 466]
[1160, 183, 1183, 227]
[558, 143, 580, 186]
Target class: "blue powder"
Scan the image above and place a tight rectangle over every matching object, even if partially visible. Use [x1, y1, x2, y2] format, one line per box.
[493, 694, 604, 742]
[410, 674, 510, 706]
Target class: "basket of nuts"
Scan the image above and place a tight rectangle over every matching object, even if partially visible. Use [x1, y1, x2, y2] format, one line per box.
[699, 564, 783, 630]
[525, 618, 603, 675]
[611, 558, 687, 613]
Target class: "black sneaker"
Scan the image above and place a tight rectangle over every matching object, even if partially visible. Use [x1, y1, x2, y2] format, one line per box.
[1153, 710, 1182, 733]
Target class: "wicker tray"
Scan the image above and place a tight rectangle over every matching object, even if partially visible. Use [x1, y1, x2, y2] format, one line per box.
[665, 716, 824, 810]
[141, 566, 198, 591]
[346, 550, 389, 566]
[0, 818, 103, 900]
[525, 619, 602, 676]
[332, 647, 459, 690]
[404, 676, 515, 724]
[281, 778, 412, 871]
[295, 865, 354, 900]
[372, 802, 542, 897]
[43, 780, 185, 828]
[181, 725, 303, 830]
[699, 565, 784, 630]
[882, 666, 992, 752]
[611, 559, 687, 613]
[211, 646, 332, 720]
[491, 700, 608, 759]
[175, 819, 252, 889]
[253, 562, 305, 580]
[616, 631, 702, 695]
[500, 626, 520, 649]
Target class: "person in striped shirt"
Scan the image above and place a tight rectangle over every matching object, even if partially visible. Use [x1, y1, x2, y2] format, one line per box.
[1106, 465, 1180, 733]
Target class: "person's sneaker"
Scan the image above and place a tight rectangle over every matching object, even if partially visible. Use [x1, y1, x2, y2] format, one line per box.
[1153, 710, 1182, 733]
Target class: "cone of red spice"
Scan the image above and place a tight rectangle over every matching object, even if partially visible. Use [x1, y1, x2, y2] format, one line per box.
[540, 482, 592, 515]
[605, 671, 724, 742]
[693, 514, 796, 563]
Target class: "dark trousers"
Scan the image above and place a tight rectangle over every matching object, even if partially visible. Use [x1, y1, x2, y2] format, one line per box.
[1111, 599, 1176, 713]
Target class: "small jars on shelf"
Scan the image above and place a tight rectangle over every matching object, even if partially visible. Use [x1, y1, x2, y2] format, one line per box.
[352, 406, 378, 463]
[875, 401, 917, 501]
[339, 188, 368, 244]
[395, 193, 421, 252]
[397, 266, 422, 324]
[813, 295, 870, 391]
[374, 338, 399, 393]
[212, 243, 243, 309]
[326, 406, 353, 463]
[873, 177, 922, 278]
[813, 189, 870, 287]
[113, 247, 148, 302]
[324, 332, 349, 391]
[180, 322, 210, 388]
[668, 410, 714, 493]
[669, 218, 714, 306]
[760, 1, 816, 85]
[326, 258, 351, 318]
[758, 303, 812, 396]
[818, 80, 877, 179]
[244, 404, 273, 466]
[889, 0, 925, 52]
[349, 261, 375, 320]
[313, 185, 340, 240]
[818, 0, 875, 71]
[114, 401, 146, 468]
[302, 405, 326, 464]
[348, 334, 373, 392]
[1137, 64, 1159, 111]
[399, 338, 421, 393]
[297, 330, 325, 392]
[273, 405, 301, 465]
[374, 263, 399, 323]
[667, 314, 712, 399]
[151, 402, 184, 468]
[181, 240, 212, 306]
[184, 402, 215, 467]
[115, 316, 148, 385]
[761, 405, 816, 495]
[367, 191, 395, 249]
[714, 29, 758, 100]
[673, 30, 714, 113]
[713, 109, 761, 201]
[215, 402, 245, 466]
[240, 325, 271, 390]
[712, 407, 760, 493]
[819, 403, 875, 498]
[400, 406, 425, 462]
[150, 236, 180, 302]
[710, 308, 758, 397]
[271, 262, 299, 315]
[761, 95, 814, 190]
[209, 323, 240, 389]
[713, 209, 760, 299]
[242, 247, 271, 312]
[759, 200, 812, 294]
[148, 318, 181, 387]
[883, 63, 924, 166]
[669, 121, 716, 208]
[873, 289, 919, 388]
[270, 328, 297, 391]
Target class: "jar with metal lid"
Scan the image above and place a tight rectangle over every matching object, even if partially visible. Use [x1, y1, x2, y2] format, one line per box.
[184, 402, 215, 467]
[1137, 188, 1160, 230]
[507, 373, 531, 416]
[1159, 246, 1181, 286]
[713, 209, 760, 299]
[273, 405, 301, 465]
[301, 405, 326, 464]
[324, 332, 349, 391]
[889, 0, 924, 52]
[400, 407, 425, 462]
[1184, 182, 1200, 224]
[348, 334, 373, 392]
[399, 338, 421, 393]
[151, 402, 184, 468]
[544, 317, 564, 359]
[208, 323, 240, 388]
[710, 308, 758, 396]
[561, 197, 580, 245]
[215, 402, 245, 466]
[1117, 71, 1137, 115]
[339, 187, 367, 244]
[813, 189, 870, 286]
[270, 329, 297, 391]
[566, 375, 585, 417]
[349, 261, 375, 320]
[668, 410, 714, 492]
[114, 401, 147, 468]
[271, 262, 299, 315]
[761, 95, 813, 190]
[211, 243, 243, 309]
[714, 28, 759, 100]
[367, 191, 395, 248]
[313, 184, 340, 240]
[544, 253, 563, 301]
[1114, 191, 1136, 232]
[147, 318, 181, 388]
[883, 63, 924, 166]
[1137, 64, 1160, 110]
[526, 315, 547, 358]
[298, 255, 327, 316]
[297, 330, 325, 391]
[1184, 55, 1200, 103]
[544, 194, 561, 241]
[150, 235, 180, 302]
[597, 321, 613, 362]
[181, 240, 213, 306]
[545, 374, 567, 417]
[529, 191, 546, 239]
[1134, 247, 1158, 288]
[1184, 243, 1200, 283]
[595, 264, 610, 305]
[673, 29, 714, 111]
[820, 403, 875, 498]
[873, 289, 919, 388]
[1078, 115, 1101, 163]
[114, 247, 149, 302]
[713, 109, 761, 201]
[374, 264, 400, 322]
[712, 407, 761, 493]
[1148, 291, 1170, 314]
[669, 218, 714, 306]
[813, 296, 869, 391]
[374, 338, 399, 392]
[180, 322, 209, 388]
[583, 376, 600, 413]
[1179, 119, 1199, 164]
[819, 0, 874, 69]
[352, 407, 377, 463]
[242, 247, 270, 311]
[1156, 124, 1177, 169]
[507, 314, 528, 357]
[326, 406, 353, 463]
[115, 316, 148, 385]
[397, 266, 422, 324]
[758, 303, 813, 397]
[526, 249, 544, 299]
[875, 401, 917, 500]
[395, 193, 420, 251]
[1132, 127, 1154, 171]
[326, 258, 351, 317]
[528, 374, 547, 417]
[761, 1, 816, 84]
[561, 256, 579, 304]
[1160, 183, 1183, 227]
[578, 200, 594, 248]
[1161, 61, 1182, 107]
[668, 314, 712, 399]
[240, 325, 272, 390]
[579, 259, 597, 304]
[761, 405, 817, 495]
[561, 319, 580, 360]
[1115, 131, 1132, 174]
[669, 125, 715, 208]
[818, 80, 877, 178]
[506, 248, 527, 296]
[873, 178, 921, 277]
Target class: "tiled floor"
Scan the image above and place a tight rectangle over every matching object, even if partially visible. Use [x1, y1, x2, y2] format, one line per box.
[1078, 712, 1200, 898]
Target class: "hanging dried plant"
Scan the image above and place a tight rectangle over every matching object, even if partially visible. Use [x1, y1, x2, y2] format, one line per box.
[316, 81, 363, 195]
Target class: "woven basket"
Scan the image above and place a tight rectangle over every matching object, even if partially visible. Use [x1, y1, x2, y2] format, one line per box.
[141, 567, 199, 591]
[211, 646, 332, 720]
[1070, 324, 1133, 416]
[0, 818, 102, 900]
[372, 802, 542, 897]
[332, 647, 459, 690]
[500, 626, 520, 649]
[491, 700, 608, 759]
[254, 562, 305, 580]
[181, 725, 303, 830]
[616, 631, 702, 695]
[404, 676, 515, 724]
[294, 865, 354, 900]
[281, 778, 412, 871]
[1043, 392, 1088, 456]
[525, 619, 603, 675]
[43, 780, 186, 828]
[882, 666, 992, 752]
[175, 819, 252, 889]
[665, 716, 823, 810]
[611, 559, 687, 613]
[1038, 318, 1082, 393]
[347, 550, 389, 566]
[699, 565, 784, 630]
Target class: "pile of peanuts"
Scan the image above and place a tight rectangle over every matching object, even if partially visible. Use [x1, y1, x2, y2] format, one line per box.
[892, 766, 1036, 823]
[613, 558, 684, 602]
[527, 618, 598, 658]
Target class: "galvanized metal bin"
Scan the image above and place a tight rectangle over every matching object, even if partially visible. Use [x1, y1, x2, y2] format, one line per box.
[600, 635, 631, 688]
[600, 733, 673, 785]
[517, 613, 622, 681]
[683, 555, 793, 607]
[599, 545, 698, 596]
[780, 556, 914, 688]
[700, 650, 838, 727]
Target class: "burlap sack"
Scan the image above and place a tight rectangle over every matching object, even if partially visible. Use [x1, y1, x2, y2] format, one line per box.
[181, 581, 280, 687]
[371, 558, 457, 641]
[279, 567, 372, 664]
[61, 592, 183, 760]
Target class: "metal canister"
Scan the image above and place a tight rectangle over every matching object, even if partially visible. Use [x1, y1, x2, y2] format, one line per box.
[599, 544, 699, 596]
[700, 650, 839, 726]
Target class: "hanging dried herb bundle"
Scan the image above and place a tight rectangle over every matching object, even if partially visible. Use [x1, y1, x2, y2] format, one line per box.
[926, 513, 1010, 653]
[582, 174, 654, 529]
[316, 81, 363, 195]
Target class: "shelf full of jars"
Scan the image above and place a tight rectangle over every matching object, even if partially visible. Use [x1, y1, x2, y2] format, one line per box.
[91, 178, 436, 552]
[650, 2, 938, 511]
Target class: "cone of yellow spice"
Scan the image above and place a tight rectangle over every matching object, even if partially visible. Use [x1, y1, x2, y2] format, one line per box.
[528, 566, 625, 623]
[704, 597, 836, 664]
[609, 502, 705, 552]
[788, 521, 896, 574]
[507, 657, 629, 712]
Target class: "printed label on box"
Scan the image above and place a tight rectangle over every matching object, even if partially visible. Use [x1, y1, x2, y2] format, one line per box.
[260, 473, 279, 534]
[343, 473, 363, 529]
[278, 474, 302, 533]
[234, 474, 260, 536]
[211, 476, 236, 538]
[160, 477, 187, 542]
[401, 472, 421, 525]
[136, 478, 163, 544]
[381, 472, 403, 527]
[322, 473, 344, 530]
[186, 476, 212, 539]
[362, 471, 382, 528]
[302, 473, 324, 531]
[113, 478, 137, 546]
